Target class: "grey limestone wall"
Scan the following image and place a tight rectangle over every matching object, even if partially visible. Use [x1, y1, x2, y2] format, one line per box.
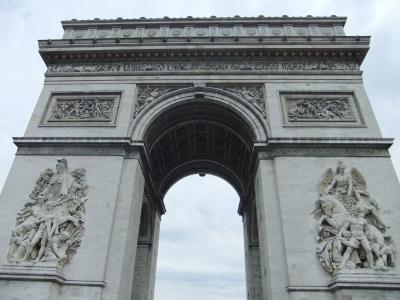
[24, 80, 137, 138]
[0, 154, 146, 300]
[254, 156, 400, 300]
[1, 15, 399, 300]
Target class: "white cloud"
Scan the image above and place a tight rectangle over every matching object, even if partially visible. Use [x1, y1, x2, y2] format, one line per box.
[0, 1, 399, 299]
[156, 175, 245, 300]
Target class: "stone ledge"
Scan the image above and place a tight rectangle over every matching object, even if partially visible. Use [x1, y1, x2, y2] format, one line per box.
[12, 137, 393, 157]
[0, 264, 106, 287]
[266, 137, 394, 147]
[331, 269, 400, 288]
[287, 270, 400, 292]
[61, 15, 347, 27]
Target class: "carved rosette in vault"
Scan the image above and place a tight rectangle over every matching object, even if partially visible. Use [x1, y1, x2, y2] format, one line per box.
[314, 161, 395, 273]
[7, 159, 88, 266]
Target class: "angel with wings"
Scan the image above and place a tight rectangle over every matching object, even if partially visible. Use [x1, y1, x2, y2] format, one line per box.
[320, 161, 389, 232]
[321, 161, 354, 209]
[316, 161, 395, 273]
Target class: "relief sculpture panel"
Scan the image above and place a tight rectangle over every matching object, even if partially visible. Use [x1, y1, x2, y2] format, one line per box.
[134, 85, 188, 117]
[281, 93, 362, 126]
[47, 61, 359, 75]
[7, 159, 88, 267]
[314, 161, 395, 273]
[42, 93, 120, 126]
[214, 85, 266, 117]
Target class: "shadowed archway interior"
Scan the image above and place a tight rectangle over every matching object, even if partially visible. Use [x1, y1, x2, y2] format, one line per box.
[144, 100, 256, 204]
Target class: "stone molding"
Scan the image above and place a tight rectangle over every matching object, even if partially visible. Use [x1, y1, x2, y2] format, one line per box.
[129, 85, 270, 142]
[62, 15, 347, 25]
[0, 264, 106, 287]
[256, 138, 392, 158]
[61, 16, 347, 41]
[287, 270, 400, 292]
[13, 137, 392, 158]
[280, 92, 363, 127]
[133, 84, 267, 121]
[41, 93, 121, 127]
[45, 60, 361, 77]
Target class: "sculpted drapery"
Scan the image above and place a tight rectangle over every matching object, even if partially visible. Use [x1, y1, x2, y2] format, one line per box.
[315, 161, 395, 273]
[7, 159, 88, 266]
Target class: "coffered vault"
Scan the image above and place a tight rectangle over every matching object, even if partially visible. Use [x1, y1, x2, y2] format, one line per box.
[0, 15, 399, 300]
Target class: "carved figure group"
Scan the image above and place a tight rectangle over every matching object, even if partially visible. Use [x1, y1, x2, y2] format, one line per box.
[50, 98, 114, 121]
[135, 86, 175, 116]
[227, 86, 266, 116]
[47, 61, 359, 74]
[7, 159, 88, 266]
[287, 98, 355, 121]
[315, 161, 395, 273]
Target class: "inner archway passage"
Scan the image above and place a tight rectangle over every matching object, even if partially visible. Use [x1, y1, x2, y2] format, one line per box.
[154, 175, 246, 300]
[144, 100, 256, 205]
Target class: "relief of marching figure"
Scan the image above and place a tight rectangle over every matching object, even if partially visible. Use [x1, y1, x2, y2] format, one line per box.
[314, 161, 396, 273]
[7, 159, 88, 266]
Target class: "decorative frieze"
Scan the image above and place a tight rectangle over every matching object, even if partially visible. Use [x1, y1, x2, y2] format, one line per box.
[42, 93, 120, 126]
[7, 159, 88, 267]
[314, 161, 395, 273]
[46, 61, 359, 76]
[280, 92, 362, 126]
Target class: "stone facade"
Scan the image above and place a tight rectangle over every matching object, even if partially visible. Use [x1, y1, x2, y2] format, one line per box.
[0, 16, 399, 300]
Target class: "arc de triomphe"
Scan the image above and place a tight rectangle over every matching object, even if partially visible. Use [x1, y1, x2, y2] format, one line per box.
[0, 16, 399, 300]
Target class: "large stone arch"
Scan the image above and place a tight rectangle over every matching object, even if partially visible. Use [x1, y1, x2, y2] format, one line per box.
[1, 15, 400, 300]
[130, 85, 269, 211]
[127, 86, 269, 299]
[130, 86, 269, 142]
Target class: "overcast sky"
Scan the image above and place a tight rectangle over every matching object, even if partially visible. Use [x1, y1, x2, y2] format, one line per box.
[0, 0, 399, 299]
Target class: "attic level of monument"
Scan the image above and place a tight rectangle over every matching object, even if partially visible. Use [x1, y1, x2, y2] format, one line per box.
[39, 16, 368, 69]
[62, 15, 347, 26]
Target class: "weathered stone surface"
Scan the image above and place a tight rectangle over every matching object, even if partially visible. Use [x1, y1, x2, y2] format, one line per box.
[315, 161, 395, 273]
[7, 159, 88, 266]
[0, 15, 399, 300]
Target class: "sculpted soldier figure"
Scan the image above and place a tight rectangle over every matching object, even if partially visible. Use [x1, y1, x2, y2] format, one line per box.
[338, 206, 374, 269]
[315, 161, 395, 273]
[7, 159, 88, 266]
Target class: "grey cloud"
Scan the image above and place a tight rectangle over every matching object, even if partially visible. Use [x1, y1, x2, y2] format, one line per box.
[0, 2, 399, 300]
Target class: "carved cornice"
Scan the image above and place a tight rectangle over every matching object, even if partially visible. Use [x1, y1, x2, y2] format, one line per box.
[266, 137, 393, 147]
[39, 36, 369, 66]
[61, 16, 347, 28]
[59, 17, 348, 51]
[255, 137, 393, 159]
[13, 137, 393, 155]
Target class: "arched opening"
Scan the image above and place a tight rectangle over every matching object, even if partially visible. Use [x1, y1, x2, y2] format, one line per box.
[154, 175, 245, 300]
[144, 99, 256, 204]
[131, 93, 265, 299]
